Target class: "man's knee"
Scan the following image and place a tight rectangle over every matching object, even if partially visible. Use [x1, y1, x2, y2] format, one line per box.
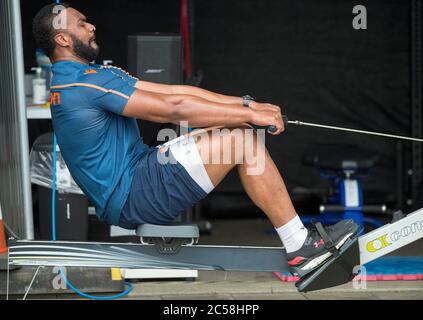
[194, 125, 263, 165]
[227, 126, 267, 172]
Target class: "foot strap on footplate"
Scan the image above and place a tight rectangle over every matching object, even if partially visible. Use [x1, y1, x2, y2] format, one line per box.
[295, 235, 360, 293]
[314, 222, 337, 255]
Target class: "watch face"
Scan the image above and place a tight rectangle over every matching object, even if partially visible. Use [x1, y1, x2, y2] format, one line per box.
[243, 95, 254, 107]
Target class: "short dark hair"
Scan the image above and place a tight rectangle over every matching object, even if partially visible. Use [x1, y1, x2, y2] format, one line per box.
[32, 2, 69, 57]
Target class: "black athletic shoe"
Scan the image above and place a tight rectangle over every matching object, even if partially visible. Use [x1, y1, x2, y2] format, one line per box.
[287, 219, 358, 277]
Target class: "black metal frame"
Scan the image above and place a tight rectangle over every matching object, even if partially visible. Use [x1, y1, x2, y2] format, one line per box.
[407, 0, 423, 209]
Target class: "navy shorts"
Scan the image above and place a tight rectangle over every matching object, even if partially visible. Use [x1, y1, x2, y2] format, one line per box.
[119, 135, 214, 228]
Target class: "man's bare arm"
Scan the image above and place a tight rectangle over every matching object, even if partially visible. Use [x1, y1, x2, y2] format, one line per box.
[122, 88, 284, 133]
[135, 80, 243, 105]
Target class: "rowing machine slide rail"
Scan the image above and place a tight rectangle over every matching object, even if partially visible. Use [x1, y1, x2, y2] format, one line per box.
[7, 208, 423, 293]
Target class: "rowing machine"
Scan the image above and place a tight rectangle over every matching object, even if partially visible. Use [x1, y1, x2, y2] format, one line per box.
[7, 207, 423, 293]
[7, 116, 423, 294]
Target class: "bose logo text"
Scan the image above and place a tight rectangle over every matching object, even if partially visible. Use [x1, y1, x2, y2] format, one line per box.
[144, 69, 165, 74]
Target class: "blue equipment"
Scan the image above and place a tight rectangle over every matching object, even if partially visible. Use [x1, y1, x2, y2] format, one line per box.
[300, 144, 386, 233]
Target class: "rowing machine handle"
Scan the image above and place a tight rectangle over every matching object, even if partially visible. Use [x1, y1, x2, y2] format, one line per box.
[267, 115, 288, 134]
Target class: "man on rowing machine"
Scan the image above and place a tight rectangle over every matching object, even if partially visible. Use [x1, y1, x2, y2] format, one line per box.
[32, 3, 358, 276]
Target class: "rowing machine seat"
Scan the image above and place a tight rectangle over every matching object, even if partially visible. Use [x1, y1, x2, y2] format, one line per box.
[137, 223, 200, 252]
[136, 223, 199, 239]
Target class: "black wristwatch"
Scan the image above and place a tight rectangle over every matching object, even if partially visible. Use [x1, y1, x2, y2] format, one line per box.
[242, 95, 254, 107]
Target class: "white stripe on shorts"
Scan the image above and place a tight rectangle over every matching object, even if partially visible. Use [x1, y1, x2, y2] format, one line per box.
[158, 135, 215, 194]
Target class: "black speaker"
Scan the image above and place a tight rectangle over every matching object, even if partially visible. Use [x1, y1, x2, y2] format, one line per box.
[128, 33, 183, 85]
[128, 33, 183, 146]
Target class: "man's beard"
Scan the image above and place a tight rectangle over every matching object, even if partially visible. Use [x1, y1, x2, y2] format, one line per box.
[71, 34, 99, 62]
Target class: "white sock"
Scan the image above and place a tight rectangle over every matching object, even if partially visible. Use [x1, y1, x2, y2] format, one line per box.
[275, 215, 308, 253]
